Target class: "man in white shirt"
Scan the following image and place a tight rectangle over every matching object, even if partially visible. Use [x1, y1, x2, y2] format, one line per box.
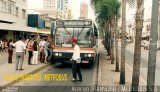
[71, 38, 82, 82]
[39, 38, 46, 62]
[13, 36, 26, 71]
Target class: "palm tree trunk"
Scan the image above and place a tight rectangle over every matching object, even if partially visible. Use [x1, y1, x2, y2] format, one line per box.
[109, 23, 112, 58]
[111, 18, 115, 64]
[106, 21, 111, 56]
[131, 0, 144, 92]
[119, 0, 126, 84]
[104, 22, 107, 49]
[111, 31, 115, 64]
[115, 16, 120, 72]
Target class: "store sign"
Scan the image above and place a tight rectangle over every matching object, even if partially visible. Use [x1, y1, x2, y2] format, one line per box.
[45, 21, 51, 28]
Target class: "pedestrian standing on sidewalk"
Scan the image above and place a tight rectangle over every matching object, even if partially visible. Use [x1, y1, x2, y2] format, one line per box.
[4, 39, 8, 52]
[0, 39, 2, 51]
[12, 36, 26, 71]
[32, 38, 38, 65]
[43, 38, 49, 64]
[71, 38, 82, 82]
[2, 39, 5, 52]
[39, 38, 45, 63]
[7, 39, 14, 63]
[27, 38, 33, 65]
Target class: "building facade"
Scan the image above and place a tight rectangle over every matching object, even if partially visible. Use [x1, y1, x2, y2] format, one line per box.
[80, 2, 88, 19]
[57, 0, 68, 12]
[28, 14, 54, 35]
[43, 0, 68, 19]
[67, 9, 73, 19]
[43, 0, 56, 10]
[0, 0, 36, 40]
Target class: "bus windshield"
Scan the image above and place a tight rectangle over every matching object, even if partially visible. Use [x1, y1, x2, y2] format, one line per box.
[55, 27, 94, 48]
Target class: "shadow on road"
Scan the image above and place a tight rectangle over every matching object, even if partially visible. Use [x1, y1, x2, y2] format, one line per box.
[50, 63, 95, 69]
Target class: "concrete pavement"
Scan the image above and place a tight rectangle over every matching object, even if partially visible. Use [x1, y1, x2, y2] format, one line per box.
[0, 50, 49, 91]
[97, 44, 146, 86]
[124, 42, 160, 86]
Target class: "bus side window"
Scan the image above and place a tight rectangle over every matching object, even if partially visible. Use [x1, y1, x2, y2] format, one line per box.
[95, 30, 98, 38]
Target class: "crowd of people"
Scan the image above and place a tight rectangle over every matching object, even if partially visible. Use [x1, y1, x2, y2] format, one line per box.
[0, 35, 54, 70]
[0, 39, 8, 52]
[0, 36, 83, 81]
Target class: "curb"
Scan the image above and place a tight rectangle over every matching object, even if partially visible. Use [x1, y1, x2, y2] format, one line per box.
[97, 53, 101, 85]
[97, 45, 107, 85]
[0, 64, 49, 91]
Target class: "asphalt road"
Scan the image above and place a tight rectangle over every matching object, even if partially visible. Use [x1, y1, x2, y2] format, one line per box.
[124, 43, 160, 86]
[11, 60, 98, 92]
[1, 40, 101, 92]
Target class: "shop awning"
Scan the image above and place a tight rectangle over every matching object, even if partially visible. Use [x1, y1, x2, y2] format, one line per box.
[0, 23, 37, 33]
[37, 29, 50, 34]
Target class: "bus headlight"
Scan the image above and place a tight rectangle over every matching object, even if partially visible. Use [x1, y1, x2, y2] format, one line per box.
[88, 54, 92, 57]
[59, 53, 62, 56]
[55, 53, 58, 56]
[84, 54, 88, 57]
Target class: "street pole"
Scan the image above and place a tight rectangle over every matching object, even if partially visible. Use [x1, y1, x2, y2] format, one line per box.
[147, 0, 159, 92]
[158, 2, 160, 49]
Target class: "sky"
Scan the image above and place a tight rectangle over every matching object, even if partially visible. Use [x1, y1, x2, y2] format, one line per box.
[27, 0, 43, 9]
[127, 0, 152, 21]
[27, 0, 95, 20]
[126, 0, 152, 33]
[144, 0, 152, 20]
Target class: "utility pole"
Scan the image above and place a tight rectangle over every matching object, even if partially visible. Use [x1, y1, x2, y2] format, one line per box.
[158, 1, 160, 49]
[147, 0, 159, 92]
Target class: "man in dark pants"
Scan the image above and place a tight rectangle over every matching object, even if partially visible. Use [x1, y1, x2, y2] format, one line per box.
[8, 39, 14, 63]
[71, 38, 82, 82]
[27, 38, 33, 65]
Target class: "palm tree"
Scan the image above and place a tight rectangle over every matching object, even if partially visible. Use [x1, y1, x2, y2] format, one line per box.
[91, 0, 121, 64]
[91, 0, 112, 57]
[119, 0, 126, 85]
[91, 0, 121, 72]
[115, 25, 120, 72]
[131, 0, 144, 91]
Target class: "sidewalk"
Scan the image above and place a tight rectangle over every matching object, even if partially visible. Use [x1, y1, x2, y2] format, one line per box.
[98, 44, 146, 86]
[0, 51, 49, 90]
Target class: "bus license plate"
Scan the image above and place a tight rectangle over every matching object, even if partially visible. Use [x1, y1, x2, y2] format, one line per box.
[82, 60, 89, 63]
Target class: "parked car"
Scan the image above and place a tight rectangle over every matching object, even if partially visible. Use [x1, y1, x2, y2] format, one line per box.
[141, 40, 146, 47]
[143, 41, 160, 50]
[143, 40, 149, 50]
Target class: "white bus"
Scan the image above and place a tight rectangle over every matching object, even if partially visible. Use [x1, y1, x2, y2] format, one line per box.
[51, 19, 99, 65]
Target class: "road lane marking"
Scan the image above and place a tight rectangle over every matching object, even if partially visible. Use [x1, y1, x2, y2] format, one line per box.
[125, 63, 146, 85]
[118, 45, 146, 85]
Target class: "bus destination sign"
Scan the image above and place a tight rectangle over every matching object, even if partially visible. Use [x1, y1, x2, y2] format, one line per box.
[56, 20, 92, 27]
